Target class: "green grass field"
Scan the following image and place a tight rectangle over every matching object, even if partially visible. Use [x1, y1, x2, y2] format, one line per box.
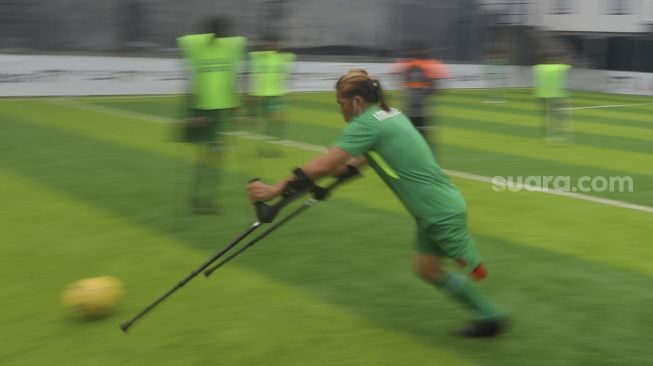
[1, 88, 652, 365]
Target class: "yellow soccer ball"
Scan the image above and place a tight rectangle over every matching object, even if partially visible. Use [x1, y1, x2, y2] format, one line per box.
[61, 276, 125, 320]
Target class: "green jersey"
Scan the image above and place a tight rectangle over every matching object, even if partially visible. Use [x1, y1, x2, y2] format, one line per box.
[177, 34, 246, 110]
[533, 63, 571, 99]
[335, 106, 466, 225]
[248, 51, 296, 97]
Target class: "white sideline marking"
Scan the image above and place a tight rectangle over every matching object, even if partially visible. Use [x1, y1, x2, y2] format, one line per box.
[441, 170, 653, 214]
[558, 102, 653, 111]
[223, 131, 276, 141]
[43, 98, 178, 123]
[45, 98, 653, 214]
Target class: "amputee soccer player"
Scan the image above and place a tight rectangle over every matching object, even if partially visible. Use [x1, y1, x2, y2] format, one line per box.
[391, 42, 448, 152]
[248, 35, 296, 157]
[247, 70, 507, 338]
[533, 60, 572, 142]
[177, 17, 246, 214]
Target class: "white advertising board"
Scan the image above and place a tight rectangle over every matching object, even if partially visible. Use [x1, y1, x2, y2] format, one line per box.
[1, 54, 651, 96]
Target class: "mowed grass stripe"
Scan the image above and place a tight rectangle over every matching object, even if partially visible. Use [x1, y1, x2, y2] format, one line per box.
[565, 99, 653, 110]
[286, 152, 653, 276]
[455, 177, 653, 276]
[1, 122, 650, 365]
[288, 97, 653, 155]
[570, 90, 653, 106]
[568, 106, 653, 127]
[439, 92, 653, 128]
[440, 127, 652, 175]
[41, 87, 652, 116]
[3, 113, 653, 365]
[438, 145, 653, 206]
[435, 109, 653, 155]
[55, 97, 653, 179]
[0, 169, 475, 366]
[230, 126, 653, 208]
[9, 97, 653, 222]
[252, 203, 653, 366]
[34, 97, 653, 207]
[38, 97, 653, 205]
[438, 114, 653, 155]
[2, 110, 653, 278]
[0, 100, 182, 157]
[287, 94, 653, 154]
[282, 101, 653, 176]
[75, 92, 653, 137]
[210, 131, 653, 276]
[438, 102, 653, 142]
[441, 95, 653, 129]
[443, 87, 653, 110]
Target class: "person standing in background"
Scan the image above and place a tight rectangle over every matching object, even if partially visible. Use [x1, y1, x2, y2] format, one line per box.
[391, 41, 449, 154]
[533, 59, 573, 143]
[248, 35, 296, 157]
[177, 17, 247, 214]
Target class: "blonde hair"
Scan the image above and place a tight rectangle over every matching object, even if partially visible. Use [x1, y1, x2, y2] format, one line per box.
[336, 69, 389, 111]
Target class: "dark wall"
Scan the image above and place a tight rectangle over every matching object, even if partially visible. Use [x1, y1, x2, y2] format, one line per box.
[563, 35, 653, 72]
[391, 0, 483, 61]
[0, 0, 485, 61]
[0, 0, 122, 51]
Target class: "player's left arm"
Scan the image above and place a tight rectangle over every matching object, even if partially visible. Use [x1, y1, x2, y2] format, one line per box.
[248, 114, 376, 202]
[333, 156, 367, 177]
[300, 147, 353, 180]
[247, 147, 353, 202]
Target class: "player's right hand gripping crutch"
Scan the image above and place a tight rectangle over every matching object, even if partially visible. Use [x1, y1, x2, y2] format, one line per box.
[203, 165, 361, 277]
[119, 168, 322, 333]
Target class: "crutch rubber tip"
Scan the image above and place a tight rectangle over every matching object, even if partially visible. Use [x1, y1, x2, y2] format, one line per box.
[119, 322, 131, 333]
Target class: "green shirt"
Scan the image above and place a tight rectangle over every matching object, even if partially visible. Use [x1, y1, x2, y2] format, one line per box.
[177, 34, 246, 110]
[335, 106, 466, 225]
[533, 63, 571, 99]
[248, 51, 296, 97]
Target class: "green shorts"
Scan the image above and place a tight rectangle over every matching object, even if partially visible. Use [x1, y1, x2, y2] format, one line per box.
[181, 108, 234, 143]
[415, 212, 481, 271]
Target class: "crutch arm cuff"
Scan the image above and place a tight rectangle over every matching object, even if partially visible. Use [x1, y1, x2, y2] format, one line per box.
[335, 164, 360, 181]
[283, 168, 316, 196]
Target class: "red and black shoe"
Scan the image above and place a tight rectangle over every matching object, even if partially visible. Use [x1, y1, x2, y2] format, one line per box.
[452, 317, 508, 338]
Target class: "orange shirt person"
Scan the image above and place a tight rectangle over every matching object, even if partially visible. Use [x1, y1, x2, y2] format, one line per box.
[392, 45, 449, 147]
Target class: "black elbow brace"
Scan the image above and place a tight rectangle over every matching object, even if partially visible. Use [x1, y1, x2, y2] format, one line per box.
[283, 168, 316, 196]
[335, 164, 360, 180]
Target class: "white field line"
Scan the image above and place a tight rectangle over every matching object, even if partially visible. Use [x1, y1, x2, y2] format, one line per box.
[46, 98, 653, 214]
[43, 98, 178, 123]
[558, 102, 653, 111]
[440, 170, 653, 214]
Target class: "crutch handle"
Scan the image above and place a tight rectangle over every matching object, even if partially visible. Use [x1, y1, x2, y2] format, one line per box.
[253, 183, 312, 223]
[248, 178, 278, 223]
[250, 169, 317, 223]
[254, 201, 278, 223]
